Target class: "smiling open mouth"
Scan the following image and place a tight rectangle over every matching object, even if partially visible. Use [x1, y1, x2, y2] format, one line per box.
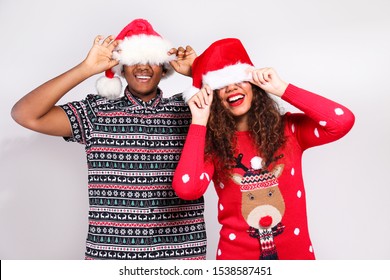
[135, 75, 152, 81]
[228, 94, 245, 104]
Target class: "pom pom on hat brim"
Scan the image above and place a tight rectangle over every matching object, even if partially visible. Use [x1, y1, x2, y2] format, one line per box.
[182, 63, 254, 103]
[96, 76, 123, 100]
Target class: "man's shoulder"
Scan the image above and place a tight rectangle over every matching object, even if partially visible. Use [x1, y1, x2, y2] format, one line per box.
[162, 93, 187, 105]
[159, 93, 191, 114]
[85, 94, 128, 109]
[169, 93, 185, 101]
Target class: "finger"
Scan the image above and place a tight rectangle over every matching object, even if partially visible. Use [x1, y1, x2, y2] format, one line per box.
[189, 91, 201, 106]
[200, 88, 209, 106]
[262, 68, 273, 83]
[193, 95, 203, 109]
[194, 91, 205, 108]
[167, 47, 177, 55]
[202, 86, 215, 107]
[108, 59, 119, 69]
[257, 69, 268, 85]
[202, 85, 213, 105]
[251, 70, 261, 84]
[94, 35, 103, 45]
[204, 84, 212, 95]
[200, 88, 211, 108]
[102, 35, 115, 46]
[206, 86, 214, 104]
[185, 45, 193, 52]
[176, 47, 186, 57]
[250, 70, 260, 85]
[184, 45, 196, 55]
[107, 39, 120, 51]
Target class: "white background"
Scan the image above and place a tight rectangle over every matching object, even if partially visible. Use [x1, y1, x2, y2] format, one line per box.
[0, 0, 389, 260]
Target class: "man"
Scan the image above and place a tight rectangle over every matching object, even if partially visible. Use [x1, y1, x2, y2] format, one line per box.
[11, 19, 206, 260]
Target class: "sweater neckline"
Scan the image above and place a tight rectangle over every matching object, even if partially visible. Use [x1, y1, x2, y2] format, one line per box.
[236, 130, 251, 136]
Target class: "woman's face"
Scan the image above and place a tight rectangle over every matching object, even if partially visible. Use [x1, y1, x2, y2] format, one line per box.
[217, 82, 253, 118]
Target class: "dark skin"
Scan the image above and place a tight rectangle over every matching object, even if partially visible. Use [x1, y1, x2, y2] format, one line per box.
[123, 63, 166, 102]
[11, 35, 196, 136]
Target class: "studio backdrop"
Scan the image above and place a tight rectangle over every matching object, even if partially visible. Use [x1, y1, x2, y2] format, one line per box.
[1, 0, 389, 259]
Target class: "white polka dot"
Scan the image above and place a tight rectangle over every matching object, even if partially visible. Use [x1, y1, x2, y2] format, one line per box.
[294, 228, 300, 235]
[229, 233, 236, 240]
[219, 182, 225, 189]
[335, 108, 344, 115]
[309, 245, 313, 253]
[182, 174, 190, 183]
[291, 168, 295, 176]
[218, 249, 222, 256]
[319, 121, 327, 126]
[219, 204, 224, 211]
[297, 190, 302, 198]
[291, 123, 296, 133]
[200, 172, 210, 181]
[314, 128, 320, 138]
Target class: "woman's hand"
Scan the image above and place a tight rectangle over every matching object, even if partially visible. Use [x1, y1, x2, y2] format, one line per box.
[250, 67, 288, 97]
[188, 85, 213, 126]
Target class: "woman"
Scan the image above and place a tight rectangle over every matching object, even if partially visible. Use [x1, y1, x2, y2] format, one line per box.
[172, 38, 355, 260]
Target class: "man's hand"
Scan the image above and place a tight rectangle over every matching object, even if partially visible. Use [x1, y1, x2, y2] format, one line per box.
[82, 35, 120, 76]
[168, 45, 197, 77]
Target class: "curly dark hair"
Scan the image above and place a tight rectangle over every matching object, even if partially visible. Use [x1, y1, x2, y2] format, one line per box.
[205, 84, 286, 177]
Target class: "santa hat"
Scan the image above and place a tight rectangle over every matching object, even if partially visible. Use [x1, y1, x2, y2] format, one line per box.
[182, 38, 254, 103]
[96, 19, 175, 99]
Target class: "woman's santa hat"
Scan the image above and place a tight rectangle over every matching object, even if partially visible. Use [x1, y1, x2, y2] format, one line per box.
[96, 19, 175, 99]
[182, 38, 254, 103]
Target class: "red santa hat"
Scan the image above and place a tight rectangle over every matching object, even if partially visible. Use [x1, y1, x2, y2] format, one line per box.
[182, 38, 254, 102]
[96, 19, 175, 99]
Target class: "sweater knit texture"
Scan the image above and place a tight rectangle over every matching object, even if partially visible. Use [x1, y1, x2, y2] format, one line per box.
[173, 84, 354, 260]
[60, 88, 207, 260]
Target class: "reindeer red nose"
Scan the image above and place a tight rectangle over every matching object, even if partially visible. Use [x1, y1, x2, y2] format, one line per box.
[259, 215, 273, 228]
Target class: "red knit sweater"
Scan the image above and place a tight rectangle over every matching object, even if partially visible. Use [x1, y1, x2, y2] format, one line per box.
[173, 84, 355, 260]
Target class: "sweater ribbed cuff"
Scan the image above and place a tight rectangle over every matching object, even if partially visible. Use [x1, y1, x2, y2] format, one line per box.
[281, 84, 301, 103]
[188, 124, 207, 138]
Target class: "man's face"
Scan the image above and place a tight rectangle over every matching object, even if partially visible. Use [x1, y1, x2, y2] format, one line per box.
[123, 64, 165, 102]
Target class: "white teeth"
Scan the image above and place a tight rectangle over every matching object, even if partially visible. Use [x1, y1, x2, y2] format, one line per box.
[136, 75, 151, 79]
[228, 95, 244, 102]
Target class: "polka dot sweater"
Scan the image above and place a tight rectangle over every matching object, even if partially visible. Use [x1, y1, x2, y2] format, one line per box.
[173, 84, 355, 260]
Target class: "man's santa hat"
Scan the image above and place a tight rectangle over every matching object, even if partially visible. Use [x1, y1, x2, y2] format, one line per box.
[96, 19, 175, 99]
[182, 38, 254, 103]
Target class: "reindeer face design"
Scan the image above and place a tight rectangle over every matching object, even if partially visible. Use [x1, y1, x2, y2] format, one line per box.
[232, 155, 285, 229]
[232, 154, 285, 259]
[236, 164, 285, 230]
[241, 183, 285, 229]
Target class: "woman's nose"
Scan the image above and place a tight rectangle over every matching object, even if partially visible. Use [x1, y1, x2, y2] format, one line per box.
[225, 83, 238, 93]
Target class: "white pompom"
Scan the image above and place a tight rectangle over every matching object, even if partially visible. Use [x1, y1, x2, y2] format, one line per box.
[250, 156, 263, 170]
[96, 76, 123, 99]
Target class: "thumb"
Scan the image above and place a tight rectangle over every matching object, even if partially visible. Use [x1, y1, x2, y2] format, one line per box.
[108, 58, 119, 69]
